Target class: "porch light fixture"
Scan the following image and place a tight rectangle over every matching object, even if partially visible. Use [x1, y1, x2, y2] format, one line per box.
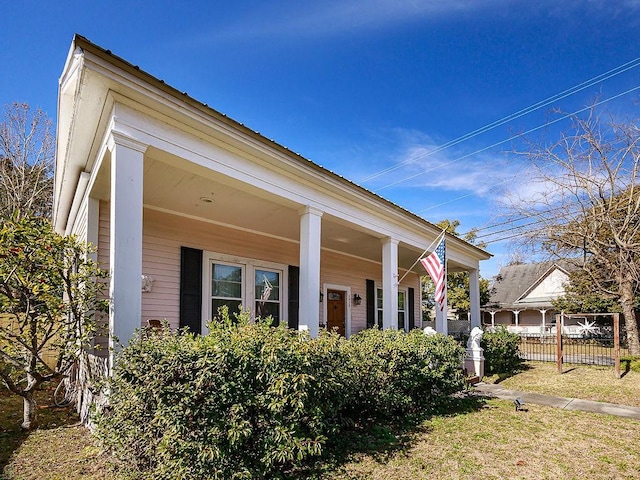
[353, 293, 362, 306]
[141, 275, 154, 293]
[199, 196, 214, 203]
[320, 291, 324, 302]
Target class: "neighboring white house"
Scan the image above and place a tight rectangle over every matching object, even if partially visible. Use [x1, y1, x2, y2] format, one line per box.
[53, 35, 491, 368]
[482, 262, 572, 334]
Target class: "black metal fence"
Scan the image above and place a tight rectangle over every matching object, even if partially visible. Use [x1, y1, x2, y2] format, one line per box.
[517, 322, 628, 367]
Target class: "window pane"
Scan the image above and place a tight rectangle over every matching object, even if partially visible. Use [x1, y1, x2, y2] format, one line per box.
[255, 269, 280, 325]
[212, 264, 242, 298]
[212, 299, 242, 318]
[398, 291, 405, 310]
[255, 270, 280, 301]
[398, 312, 405, 331]
[255, 301, 280, 325]
[376, 288, 383, 309]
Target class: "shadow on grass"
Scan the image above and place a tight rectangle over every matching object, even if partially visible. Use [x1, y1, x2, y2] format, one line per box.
[289, 394, 489, 479]
[0, 384, 79, 475]
[489, 363, 533, 384]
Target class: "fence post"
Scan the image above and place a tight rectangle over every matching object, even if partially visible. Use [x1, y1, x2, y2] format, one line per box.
[556, 313, 563, 374]
[614, 313, 621, 379]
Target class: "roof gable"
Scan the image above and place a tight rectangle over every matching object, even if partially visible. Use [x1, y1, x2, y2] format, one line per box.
[486, 262, 570, 308]
[517, 264, 569, 303]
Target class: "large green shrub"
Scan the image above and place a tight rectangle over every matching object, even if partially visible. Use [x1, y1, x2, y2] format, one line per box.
[341, 329, 465, 420]
[481, 327, 523, 375]
[94, 311, 465, 479]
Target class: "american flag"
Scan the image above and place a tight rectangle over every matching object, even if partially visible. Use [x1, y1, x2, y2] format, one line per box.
[420, 239, 446, 310]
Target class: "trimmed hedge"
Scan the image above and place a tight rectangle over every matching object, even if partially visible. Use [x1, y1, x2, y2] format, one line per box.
[94, 310, 465, 479]
[481, 326, 523, 375]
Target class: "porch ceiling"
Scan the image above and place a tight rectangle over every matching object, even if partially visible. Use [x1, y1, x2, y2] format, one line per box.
[91, 148, 469, 273]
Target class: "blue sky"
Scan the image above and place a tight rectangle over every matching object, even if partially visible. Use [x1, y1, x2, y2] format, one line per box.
[3, 0, 640, 278]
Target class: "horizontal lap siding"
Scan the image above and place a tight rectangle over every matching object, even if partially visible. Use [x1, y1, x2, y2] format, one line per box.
[320, 250, 421, 335]
[520, 310, 547, 325]
[321, 251, 376, 334]
[141, 232, 180, 326]
[100, 205, 421, 335]
[94, 202, 111, 357]
[141, 208, 299, 329]
[494, 312, 512, 325]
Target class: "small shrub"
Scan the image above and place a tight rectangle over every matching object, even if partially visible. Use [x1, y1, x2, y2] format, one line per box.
[481, 327, 523, 375]
[621, 355, 640, 373]
[94, 313, 466, 479]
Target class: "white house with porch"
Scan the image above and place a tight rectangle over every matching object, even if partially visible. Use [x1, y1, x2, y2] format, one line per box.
[53, 35, 491, 369]
[482, 262, 573, 334]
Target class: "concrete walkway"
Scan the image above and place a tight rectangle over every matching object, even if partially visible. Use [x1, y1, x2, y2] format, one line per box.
[472, 382, 640, 420]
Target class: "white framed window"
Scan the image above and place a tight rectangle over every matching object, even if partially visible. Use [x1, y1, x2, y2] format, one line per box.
[376, 287, 384, 329]
[211, 261, 244, 318]
[203, 251, 287, 328]
[397, 289, 407, 331]
[376, 286, 408, 331]
[254, 268, 281, 323]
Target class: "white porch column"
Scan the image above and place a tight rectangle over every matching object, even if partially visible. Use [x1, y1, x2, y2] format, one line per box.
[298, 206, 323, 338]
[513, 310, 521, 328]
[108, 133, 146, 370]
[382, 237, 399, 330]
[540, 309, 547, 335]
[469, 268, 481, 330]
[489, 311, 496, 329]
[435, 300, 448, 335]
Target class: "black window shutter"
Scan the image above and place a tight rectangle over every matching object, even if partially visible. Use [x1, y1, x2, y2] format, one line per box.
[366, 279, 375, 328]
[408, 287, 415, 330]
[180, 246, 202, 334]
[288, 265, 299, 329]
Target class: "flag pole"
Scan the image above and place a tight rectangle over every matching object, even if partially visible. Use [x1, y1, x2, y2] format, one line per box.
[397, 230, 446, 285]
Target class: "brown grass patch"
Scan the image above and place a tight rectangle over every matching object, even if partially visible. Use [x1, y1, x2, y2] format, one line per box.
[1, 385, 117, 480]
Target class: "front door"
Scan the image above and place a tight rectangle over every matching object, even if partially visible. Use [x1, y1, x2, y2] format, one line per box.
[327, 289, 346, 336]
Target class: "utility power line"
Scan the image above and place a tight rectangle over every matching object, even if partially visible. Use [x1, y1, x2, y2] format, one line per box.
[375, 83, 640, 192]
[359, 57, 640, 185]
[469, 200, 638, 245]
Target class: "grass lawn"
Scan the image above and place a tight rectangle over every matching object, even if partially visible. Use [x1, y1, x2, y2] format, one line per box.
[485, 361, 640, 407]
[0, 383, 117, 480]
[2, 362, 640, 479]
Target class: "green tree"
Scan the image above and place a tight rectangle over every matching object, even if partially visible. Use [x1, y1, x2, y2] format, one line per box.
[506, 108, 640, 355]
[0, 102, 54, 219]
[552, 269, 624, 314]
[0, 216, 107, 429]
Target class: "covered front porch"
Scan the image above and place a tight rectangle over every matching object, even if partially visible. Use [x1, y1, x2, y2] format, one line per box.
[53, 36, 491, 369]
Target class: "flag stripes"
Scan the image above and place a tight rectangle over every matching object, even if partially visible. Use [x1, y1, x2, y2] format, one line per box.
[420, 239, 446, 310]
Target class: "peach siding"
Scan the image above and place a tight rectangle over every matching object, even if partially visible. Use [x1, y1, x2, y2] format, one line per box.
[98, 201, 111, 270]
[519, 310, 546, 325]
[493, 311, 512, 325]
[98, 204, 421, 334]
[320, 249, 421, 335]
[93, 201, 112, 356]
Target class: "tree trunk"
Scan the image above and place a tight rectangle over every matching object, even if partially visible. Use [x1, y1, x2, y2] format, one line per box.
[619, 279, 640, 356]
[21, 391, 38, 430]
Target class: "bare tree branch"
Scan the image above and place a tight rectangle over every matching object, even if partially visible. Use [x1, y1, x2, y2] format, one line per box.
[504, 106, 640, 355]
[0, 103, 54, 220]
